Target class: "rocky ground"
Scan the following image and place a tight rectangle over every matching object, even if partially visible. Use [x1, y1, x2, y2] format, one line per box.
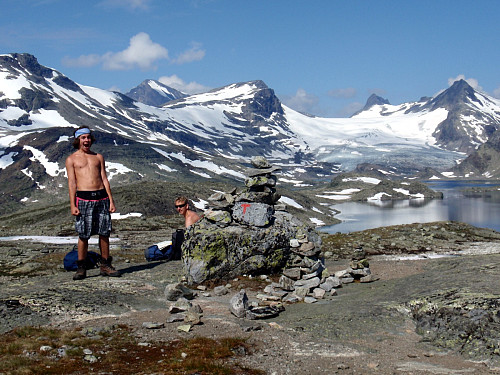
[1, 220, 500, 374]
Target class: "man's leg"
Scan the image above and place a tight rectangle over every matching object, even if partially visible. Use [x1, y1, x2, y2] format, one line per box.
[78, 237, 89, 260]
[74, 237, 89, 280]
[99, 235, 120, 277]
[99, 235, 110, 260]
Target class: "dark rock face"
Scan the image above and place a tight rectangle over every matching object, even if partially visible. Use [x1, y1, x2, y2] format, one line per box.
[363, 94, 390, 111]
[410, 292, 500, 362]
[451, 128, 500, 178]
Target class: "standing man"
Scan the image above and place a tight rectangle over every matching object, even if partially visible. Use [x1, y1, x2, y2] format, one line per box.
[175, 196, 200, 228]
[65, 126, 120, 280]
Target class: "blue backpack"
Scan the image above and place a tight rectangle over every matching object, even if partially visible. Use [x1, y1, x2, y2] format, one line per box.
[144, 241, 174, 262]
[63, 248, 101, 271]
[144, 229, 185, 262]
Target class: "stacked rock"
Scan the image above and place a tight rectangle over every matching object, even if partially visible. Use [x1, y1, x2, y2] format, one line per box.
[253, 245, 377, 306]
[182, 156, 322, 284]
[203, 155, 282, 227]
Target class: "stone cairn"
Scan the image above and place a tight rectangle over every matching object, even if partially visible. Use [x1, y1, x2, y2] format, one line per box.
[168, 156, 376, 322]
[181, 155, 322, 286]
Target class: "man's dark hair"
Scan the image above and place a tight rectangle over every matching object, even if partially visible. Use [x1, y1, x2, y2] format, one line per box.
[72, 126, 96, 149]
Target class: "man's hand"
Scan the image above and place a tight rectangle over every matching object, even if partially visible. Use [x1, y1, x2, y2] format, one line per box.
[109, 201, 116, 213]
[71, 206, 80, 216]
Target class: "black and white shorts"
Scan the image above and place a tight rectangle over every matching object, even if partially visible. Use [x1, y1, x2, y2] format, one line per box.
[75, 189, 112, 239]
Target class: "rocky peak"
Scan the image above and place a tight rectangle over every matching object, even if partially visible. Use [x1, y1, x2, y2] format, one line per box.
[352, 94, 390, 116]
[242, 82, 284, 117]
[126, 79, 187, 107]
[428, 79, 479, 110]
[1, 53, 54, 81]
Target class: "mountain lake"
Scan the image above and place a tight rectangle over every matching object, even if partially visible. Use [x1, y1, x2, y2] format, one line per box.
[321, 180, 500, 234]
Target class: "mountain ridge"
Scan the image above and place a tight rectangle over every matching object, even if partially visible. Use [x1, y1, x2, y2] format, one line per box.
[2, 53, 500, 215]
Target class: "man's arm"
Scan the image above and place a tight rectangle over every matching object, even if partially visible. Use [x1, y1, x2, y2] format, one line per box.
[99, 155, 116, 213]
[65, 156, 79, 216]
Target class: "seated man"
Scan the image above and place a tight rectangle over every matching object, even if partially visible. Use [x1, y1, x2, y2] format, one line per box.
[175, 196, 200, 228]
[171, 196, 201, 260]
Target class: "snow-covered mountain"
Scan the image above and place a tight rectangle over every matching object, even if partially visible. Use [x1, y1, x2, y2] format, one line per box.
[1, 53, 500, 213]
[286, 79, 500, 173]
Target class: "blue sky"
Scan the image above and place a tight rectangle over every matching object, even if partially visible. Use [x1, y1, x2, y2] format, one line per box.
[1, 0, 499, 117]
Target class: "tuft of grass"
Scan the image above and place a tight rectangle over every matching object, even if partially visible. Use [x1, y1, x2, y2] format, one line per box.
[0, 325, 264, 375]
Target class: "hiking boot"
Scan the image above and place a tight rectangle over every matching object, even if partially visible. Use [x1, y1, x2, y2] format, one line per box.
[73, 260, 87, 280]
[100, 256, 121, 277]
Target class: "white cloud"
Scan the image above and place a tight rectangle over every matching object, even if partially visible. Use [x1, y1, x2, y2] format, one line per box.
[328, 87, 357, 98]
[62, 33, 168, 71]
[62, 54, 101, 68]
[62, 33, 205, 72]
[493, 86, 500, 99]
[281, 88, 319, 115]
[171, 42, 206, 65]
[448, 74, 483, 91]
[102, 32, 168, 70]
[158, 74, 210, 94]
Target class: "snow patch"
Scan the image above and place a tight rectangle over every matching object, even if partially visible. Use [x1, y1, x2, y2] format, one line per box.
[106, 162, 133, 180]
[279, 196, 304, 209]
[23, 145, 64, 176]
[111, 212, 142, 220]
[310, 217, 325, 226]
[0, 151, 17, 169]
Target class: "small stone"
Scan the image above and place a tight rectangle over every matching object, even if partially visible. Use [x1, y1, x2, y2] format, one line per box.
[360, 274, 378, 283]
[230, 289, 249, 318]
[167, 314, 185, 323]
[294, 277, 320, 289]
[293, 286, 309, 299]
[283, 295, 300, 303]
[164, 283, 195, 301]
[279, 275, 295, 291]
[84, 355, 98, 363]
[184, 311, 202, 325]
[214, 286, 229, 296]
[251, 156, 271, 169]
[142, 322, 164, 329]
[188, 304, 203, 314]
[177, 324, 191, 333]
[312, 288, 326, 299]
[341, 277, 354, 284]
[283, 267, 301, 280]
[268, 322, 283, 329]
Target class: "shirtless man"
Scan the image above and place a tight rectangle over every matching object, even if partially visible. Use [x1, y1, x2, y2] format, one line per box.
[175, 196, 200, 228]
[65, 126, 120, 280]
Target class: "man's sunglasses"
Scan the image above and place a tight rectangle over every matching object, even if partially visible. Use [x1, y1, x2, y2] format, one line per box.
[175, 202, 187, 208]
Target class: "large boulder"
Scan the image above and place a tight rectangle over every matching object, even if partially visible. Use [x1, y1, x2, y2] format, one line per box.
[182, 210, 321, 285]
